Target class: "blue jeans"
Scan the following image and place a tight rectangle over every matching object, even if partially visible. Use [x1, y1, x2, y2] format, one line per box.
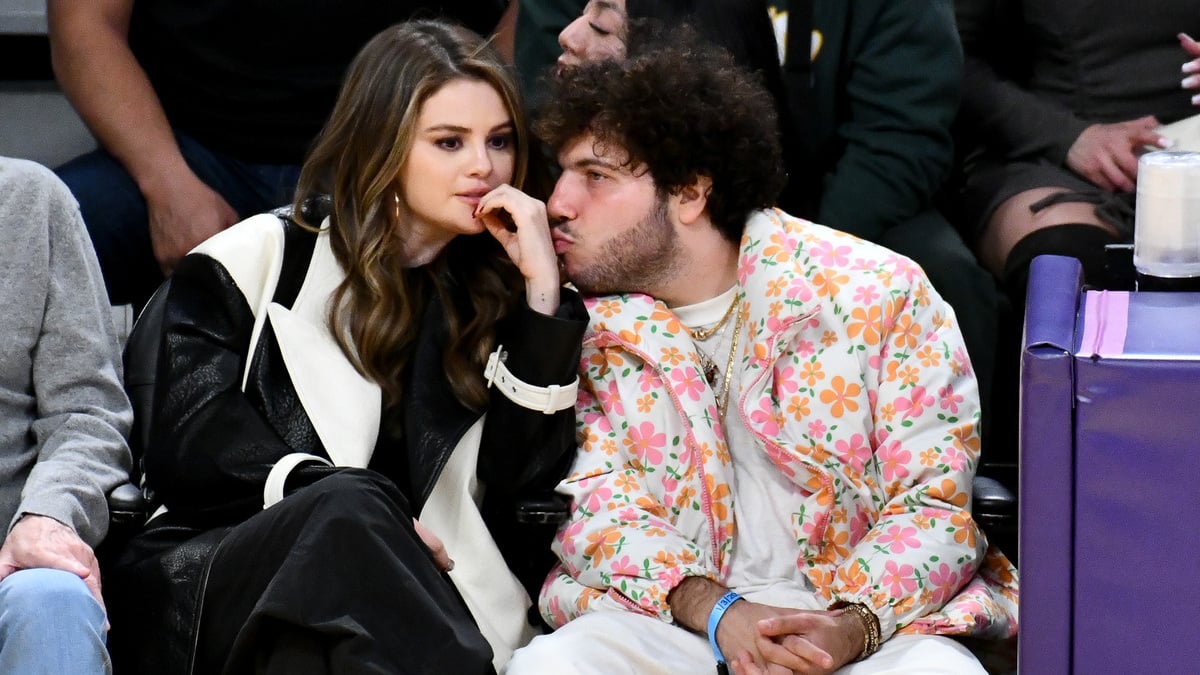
[0, 568, 109, 674]
[55, 131, 302, 307]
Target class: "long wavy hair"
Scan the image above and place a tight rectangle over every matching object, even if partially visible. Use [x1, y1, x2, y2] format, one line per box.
[292, 19, 532, 410]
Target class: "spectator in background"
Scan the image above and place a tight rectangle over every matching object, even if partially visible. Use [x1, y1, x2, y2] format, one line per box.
[954, 0, 1200, 301]
[0, 157, 133, 674]
[515, 0, 587, 103]
[47, 0, 511, 308]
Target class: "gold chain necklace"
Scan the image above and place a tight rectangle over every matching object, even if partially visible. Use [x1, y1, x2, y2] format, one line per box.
[716, 306, 744, 420]
[687, 293, 739, 341]
[693, 298, 744, 419]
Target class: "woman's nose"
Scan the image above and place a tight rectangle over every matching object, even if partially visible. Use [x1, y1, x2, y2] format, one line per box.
[466, 143, 493, 177]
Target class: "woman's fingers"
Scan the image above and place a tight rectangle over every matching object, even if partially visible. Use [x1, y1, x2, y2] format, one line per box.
[413, 519, 454, 572]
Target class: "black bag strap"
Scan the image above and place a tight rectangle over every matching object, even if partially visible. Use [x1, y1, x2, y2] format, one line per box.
[270, 195, 329, 309]
[271, 211, 319, 310]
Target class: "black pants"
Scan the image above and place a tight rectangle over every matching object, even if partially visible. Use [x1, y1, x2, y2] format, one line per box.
[193, 470, 494, 675]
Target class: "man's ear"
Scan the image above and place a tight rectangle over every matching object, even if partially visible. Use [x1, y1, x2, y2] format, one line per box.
[674, 175, 713, 225]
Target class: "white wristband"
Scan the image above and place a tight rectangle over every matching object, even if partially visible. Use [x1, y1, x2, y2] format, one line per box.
[484, 345, 579, 414]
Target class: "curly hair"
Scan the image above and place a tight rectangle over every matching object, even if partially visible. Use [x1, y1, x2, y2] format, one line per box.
[535, 40, 785, 243]
[292, 19, 530, 410]
[623, 1, 789, 132]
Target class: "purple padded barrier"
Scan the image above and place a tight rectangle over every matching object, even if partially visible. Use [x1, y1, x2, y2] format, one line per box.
[1071, 290, 1200, 673]
[1019, 255, 1083, 675]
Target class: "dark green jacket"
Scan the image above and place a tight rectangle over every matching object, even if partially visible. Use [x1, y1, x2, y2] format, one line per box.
[774, 0, 962, 241]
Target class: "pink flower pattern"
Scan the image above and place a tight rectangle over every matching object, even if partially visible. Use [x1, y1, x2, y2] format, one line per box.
[938, 384, 963, 413]
[876, 525, 922, 554]
[542, 210, 1017, 640]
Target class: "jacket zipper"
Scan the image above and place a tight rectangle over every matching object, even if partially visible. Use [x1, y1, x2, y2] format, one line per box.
[592, 334, 727, 575]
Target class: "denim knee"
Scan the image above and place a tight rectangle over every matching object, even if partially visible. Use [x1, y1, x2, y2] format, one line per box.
[0, 568, 104, 631]
[0, 568, 109, 674]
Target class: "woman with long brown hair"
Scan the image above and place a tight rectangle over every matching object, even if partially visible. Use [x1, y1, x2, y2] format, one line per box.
[106, 19, 585, 674]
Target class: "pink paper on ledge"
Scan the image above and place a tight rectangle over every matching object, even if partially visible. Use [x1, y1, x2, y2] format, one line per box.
[1078, 290, 1129, 357]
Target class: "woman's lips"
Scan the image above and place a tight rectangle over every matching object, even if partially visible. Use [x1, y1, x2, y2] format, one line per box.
[458, 190, 489, 207]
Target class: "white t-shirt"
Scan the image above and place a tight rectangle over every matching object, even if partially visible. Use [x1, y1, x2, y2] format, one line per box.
[673, 288, 815, 601]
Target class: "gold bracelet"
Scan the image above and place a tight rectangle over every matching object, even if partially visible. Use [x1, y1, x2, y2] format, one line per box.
[832, 602, 881, 661]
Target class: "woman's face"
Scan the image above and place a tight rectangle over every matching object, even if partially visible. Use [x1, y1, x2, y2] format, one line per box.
[398, 78, 516, 252]
[558, 0, 627, 71]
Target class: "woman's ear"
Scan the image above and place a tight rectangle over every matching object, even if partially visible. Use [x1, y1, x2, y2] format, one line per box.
[675, 175, 713, 225]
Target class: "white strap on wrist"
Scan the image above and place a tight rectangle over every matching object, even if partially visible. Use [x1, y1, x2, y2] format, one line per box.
[263, 453, 334, 509]
[484, 345, 579, 414]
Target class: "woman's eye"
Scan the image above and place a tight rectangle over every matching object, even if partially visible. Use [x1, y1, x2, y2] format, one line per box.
[488, 134, 514, 150]
[435, 137, 462, 150]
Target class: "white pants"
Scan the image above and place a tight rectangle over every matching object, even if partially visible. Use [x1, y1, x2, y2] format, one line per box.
[504, 608, 985, 675]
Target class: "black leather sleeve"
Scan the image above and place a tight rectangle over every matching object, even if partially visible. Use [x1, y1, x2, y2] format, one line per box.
[142, 253, 333, 526]
[477, 289, 587, 603]
[477, 288, 588, 498]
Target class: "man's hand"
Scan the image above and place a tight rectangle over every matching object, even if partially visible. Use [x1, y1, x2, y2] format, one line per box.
[669, 577, 789, 673]
[718, 601, 813, 674]
[668, 577, 869, 674]
[1066, 116, 1170, 192]
[145, 172, 239, 275]
[668, 577, 859, 674]
[730, 608, 865, 675]
[0, 515, 105, 614]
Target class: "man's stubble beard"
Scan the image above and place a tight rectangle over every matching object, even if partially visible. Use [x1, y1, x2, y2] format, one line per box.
[566, 197, 684, 297]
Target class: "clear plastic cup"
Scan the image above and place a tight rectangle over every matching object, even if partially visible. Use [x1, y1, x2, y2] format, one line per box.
[1134, 151, 1200, 279]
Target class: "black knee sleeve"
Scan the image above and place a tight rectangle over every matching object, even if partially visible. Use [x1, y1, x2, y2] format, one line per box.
[1002, 224, 1122, 303]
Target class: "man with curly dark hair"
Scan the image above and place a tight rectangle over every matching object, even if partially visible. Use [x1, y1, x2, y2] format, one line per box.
[504, 43, 1018, 674]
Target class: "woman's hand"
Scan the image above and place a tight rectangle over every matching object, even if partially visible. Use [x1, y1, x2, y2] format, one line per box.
[413, 519, 454, 572]
[1181, 33, 1200, 105]
[1066, 116, 1167, 192]
[475, 185, 561, 314]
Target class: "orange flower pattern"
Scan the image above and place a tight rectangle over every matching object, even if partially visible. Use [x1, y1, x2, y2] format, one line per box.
[541, 210, 1017, 640]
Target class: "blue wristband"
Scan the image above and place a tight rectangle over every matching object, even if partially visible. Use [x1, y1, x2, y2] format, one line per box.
[706, 590, 743, 665]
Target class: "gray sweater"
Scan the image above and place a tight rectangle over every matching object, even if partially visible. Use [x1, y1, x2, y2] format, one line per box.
[0, 157, 132, 547]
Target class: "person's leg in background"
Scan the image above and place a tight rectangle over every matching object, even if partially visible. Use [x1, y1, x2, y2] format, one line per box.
[0, 567, 110, 675]
[980, 187, 1125, 307]
[953, 161, 1123, 485]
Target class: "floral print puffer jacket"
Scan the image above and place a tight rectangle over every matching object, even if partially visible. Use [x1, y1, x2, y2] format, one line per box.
[540, 209, 1018, 640]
